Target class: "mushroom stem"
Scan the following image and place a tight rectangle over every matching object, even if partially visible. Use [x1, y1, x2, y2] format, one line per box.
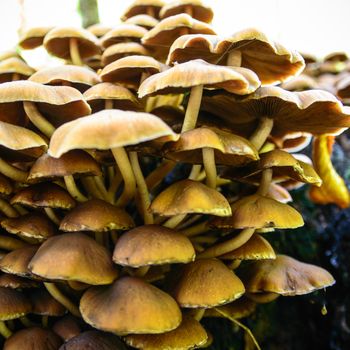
[0, 236, 27, 250]
[107, 171, 122, 204]
[23, 101, 55, 138]
[146, 6, 155, 17]
[42, 315, 49, 328]
[20, 316, 35, 328]
[0, 158, 28, 183]
[129, 152, 153, 224]
[192, 309, 205, 321]
[190, 235, 217, 244]
[227, 50, 242, 66]
[0, 321, 12, 338]
[184, 5, 193, 16]
[146, 160, 176, 190]
[44, 208, 61, 225]
[247, 292, 279, 304]
[93, 176, 109, 201]
[249, 117, 274, 150]
[81, 176, 104, 199]
[12, 204, 28, 215]
[177, 214, 201, 229]
[163, 214, 187, 229]
[188, 164, 202, 180]
[134, 265, 150, 277]
[227, 260, 241, 270]
[112, 147, 136, 207]
[180, 221, 209, 237]
[197, 228, 255, 259]
[69, 38, 83, 66]
[12, 73, 21, 81]
[202, 147, 217, 188]
[104, 99, 114, 109]
[215, 308, 261, 350]
[256, 168, 273, 196]
[44, 282, 81, 317]
[181, 85, 203, 133]
[64, 176, 88, 202]
[0, 198, 19, 218]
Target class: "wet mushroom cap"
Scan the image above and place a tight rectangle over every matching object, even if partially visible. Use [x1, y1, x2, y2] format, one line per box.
[29, 289, 66, 317]
[0, 273, 39, 289]
[80, 276, 182, 335]
[113, 224, 195, 267]
[0, 287, 32, 320]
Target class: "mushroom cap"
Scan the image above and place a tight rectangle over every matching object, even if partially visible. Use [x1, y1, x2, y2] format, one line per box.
[29, 65, 101, 91]
[0, 287, 32, 320]
[18, 26, 54, 49]
[280, 74, 318, 92]
[28, 150, 101, 182]
[52, 315, 81, 342]
[336, 74, 350, 100]
[125, 316, 208, 349]
[48, 109, 178, 158]
[163, 127, 259, 166]
[125, 14, 159, 30]
[100, 25, 148, 49]
[241, 254, 336, 296]
[160, 0, 213, 23]
[80, 276, 182, 335]
[30, 289, 66, 316]
[44, 27, 101, 59]
[205, 297, 256, 319]
[59, 330, 126, 350]
[121, 0, 165, 20]
[150, 179, 231, 217]
[0, 50, 22, 62]
[138, 59, 260, 97]
[0, 57, 35, 83]
[142, 14, 215, 47]
[324, 51, 348, 62]
[4, 327, 63, 350]
[0, 274, 39, 289]
[167, 29, 305, 85]
[11, 183, 76, 209]
[113, 224, 195, 267]
[1, 213, 56, 243]
[0, 173, 13, 197]
[60, 199, 135, 232]
[210, 194, 304, 229]
[87, 24, 113, 38]
[172, 258, 245, 308]
[28, 233, 118, 285]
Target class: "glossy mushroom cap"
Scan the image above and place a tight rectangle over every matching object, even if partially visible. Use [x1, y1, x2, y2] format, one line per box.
[0, 287, 32, 320]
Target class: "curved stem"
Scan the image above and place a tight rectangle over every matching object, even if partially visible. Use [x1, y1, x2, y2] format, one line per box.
[180, 221, 209, 237]
[12, 204, 28, 215]
[146, 160, 176, 190]
[257, 168, 273, 196]
[44, 208, 60, 225]
[81, 176, 104, 199]
[0, 321, 12, 338]
[0, 236, 27, 251]
[177, 214, 201, 229]
[129, 152, 153, 224]
[227, 50, 242, 66]
[181, 85, 203, 133]
[134, 266, 150, 277]
[0, 158, 28, 183]
[203, 147, 216, 188]
[20, 316, 36, 328]
[163, 214, 187, 229]
[107, 171, 122, 204]
[0, 198, 19, 218]
[188, 164, 201, 180]
[64, 176, 88, 202]
[23, 101, 55, 138]
[197, 228, 255, 259]
[69, 38, 83, 66]
[93, 176, 109, 201]
[249, 117, 274, 151]
[44, 282, 81, 317]
[112, 147, 136, 207]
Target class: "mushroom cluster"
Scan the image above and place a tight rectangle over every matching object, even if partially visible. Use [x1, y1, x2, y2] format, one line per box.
[0, 0, 346, 349]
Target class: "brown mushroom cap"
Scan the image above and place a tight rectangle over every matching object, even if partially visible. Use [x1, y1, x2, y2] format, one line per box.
[80, 276, 182, 335]
[18, 26, 54, 49]
[44, 27, 101, 60]
[4, 327, 63, 350]
[138, 59, 260, 97]
[60, 199, 135, 232]
[0, 273, 39, 289]
[125, 14, 159, 30]
[150, 179, 231, 217]
[121, 0, 165, 20]
[125, 316, 208, 349]
[172, 258, 245, 307]
[205, 297, 256, 319]
[30, 288, 66, 317]
[241, 254, 336, 296]
[28, 233, 118, 285]
[113, 224, 195, 267]
[0, 174, 13, 197]
[87, 24, 113, 38]
[0, 287, 32, 320]
[52, 315, 81, 342]
[280, 74, 318, 92]
[0, 57, 35, 83]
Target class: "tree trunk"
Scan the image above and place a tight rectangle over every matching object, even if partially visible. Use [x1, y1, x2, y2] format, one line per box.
[78, 0, 100, 28]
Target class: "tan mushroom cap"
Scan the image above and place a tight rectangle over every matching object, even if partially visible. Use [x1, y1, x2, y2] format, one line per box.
[29, 65, 101, 90]
[0, 50, 22, 62]
[280, 74, 318, 92]
[52, 315, 81, 343]
[29, 233, 118, 285]
[59, 330, 126, 350]
[87, 24, 113, 38]
[60, 199, 135, 232]
[11, 183, 76, 210]
[139, 59, 260, 97]
[167, 29, 305, 85]
[18, 26, 54, 49]
[160, 0, 214, 23]
[80, 276, 182, 335]
[164, 127, 259, 166]
[4, 327, 63, 350]
[125, 14, 159, 30]
[0, 287, 32, 320]
[28, 150, 101, 183]
[83, 83, 141, 111]
[121, 0, 165, 20]
[324, 51, 349, 62]
[30, 289, 66, 317]
[100, 25, 148, 49]
[0, 58, 35, 83]
[241, 254, 336, 296]
[0, 274, 39, 289]
[150, 179, 231, 217]
[1, 213, 56, 243]
[172, 258, 245, 307]
[336, 74, 350, 100]
[44, 27, 101, 60]
[113, 224, 195, 267]
[125, 316, 208, 350]
[0, 174, 13, 197]
[201, 86, 350, 137]
[100, 55, 162, 90]
[101, 42, 150, 66]
[142, 13, 215, 47]
[211, 194, 304, 230]
[220, 234, 276, 261]
[48, 109, 178, 158]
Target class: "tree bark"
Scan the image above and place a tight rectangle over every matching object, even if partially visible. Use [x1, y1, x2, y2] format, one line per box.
[78, 0, 100, 28]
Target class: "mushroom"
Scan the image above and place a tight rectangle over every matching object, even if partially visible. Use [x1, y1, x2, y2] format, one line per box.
[52, 315, 81, 342]
[121, 0, 165, 20]
[18, 27, 54, 50]
[0, 57, 35, 83]
[125, 14, 159, 30]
